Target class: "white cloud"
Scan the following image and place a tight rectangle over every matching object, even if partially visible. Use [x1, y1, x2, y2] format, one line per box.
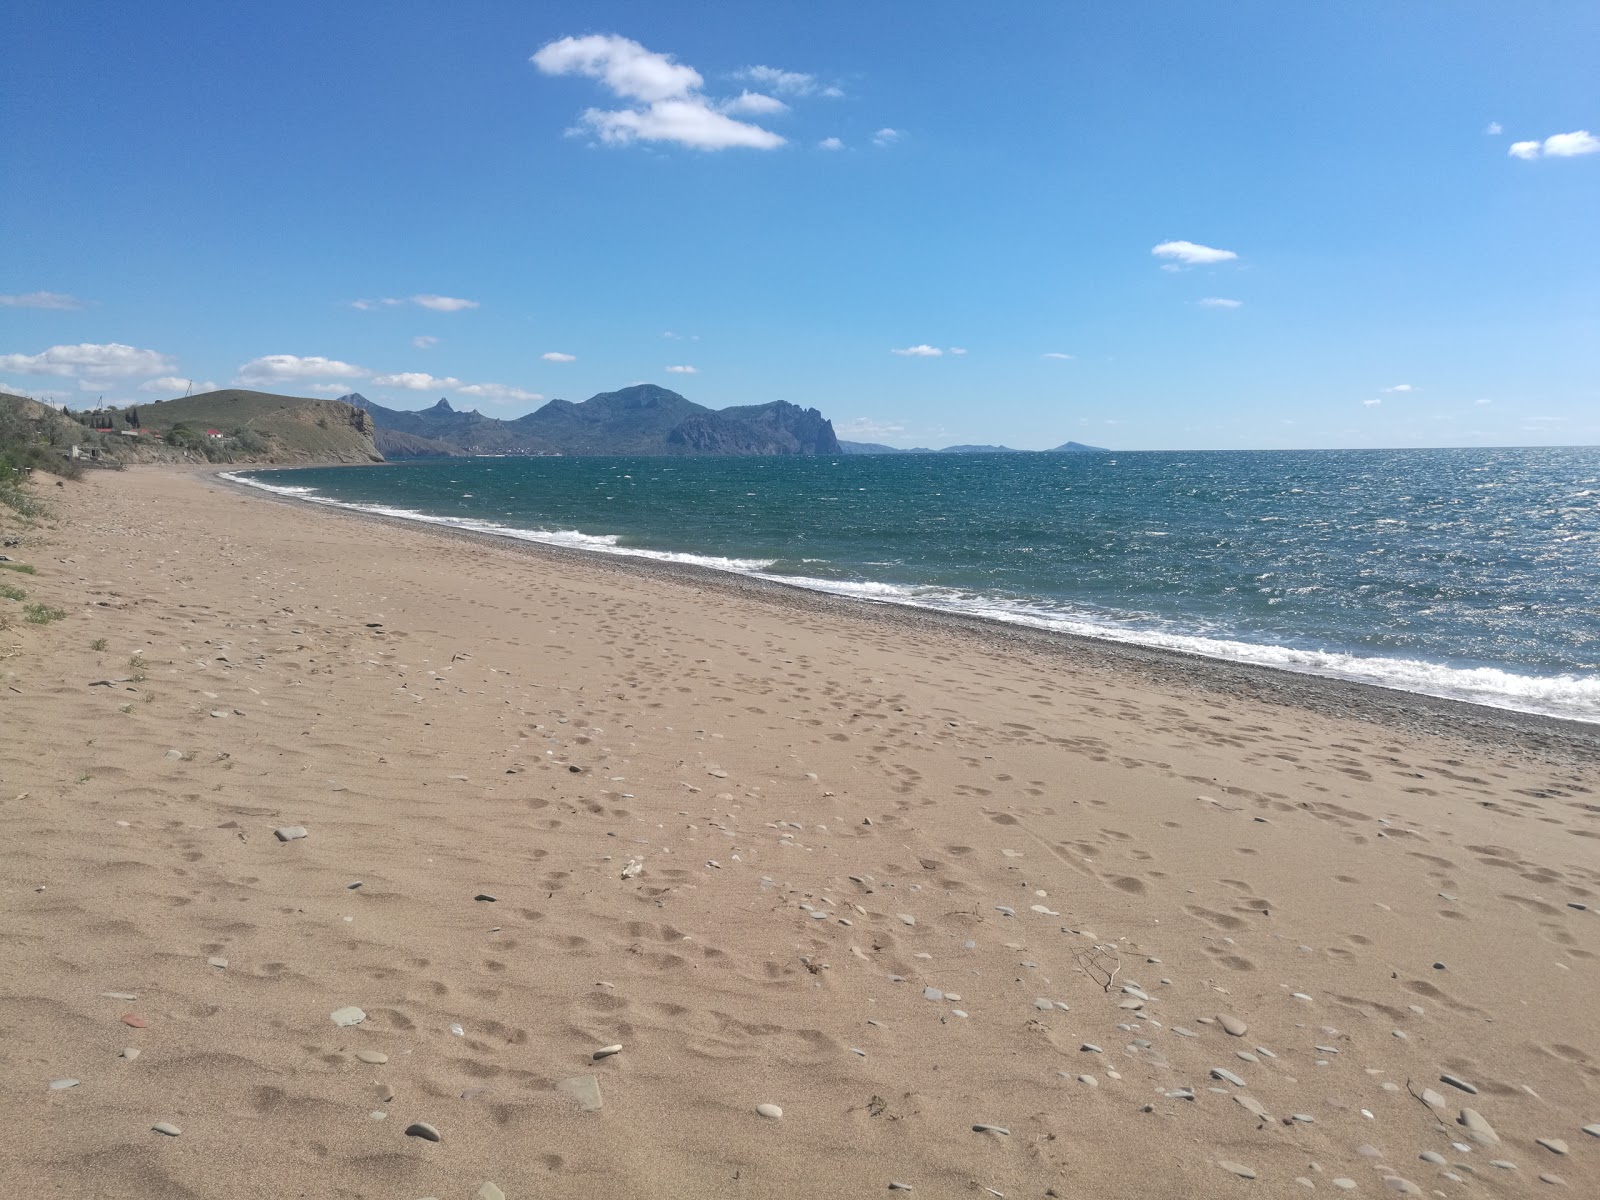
[0, 291, 84, 310]
[948, 347, 968, 355]
[1363, 398, 1382, 407]
[1042, 352, 1075, 360]
[1196, 297, 1243, 309]
[818, 136, 844, 151]
[722, 90, 787, 116]
[307, 383, 352, 395]
[1484, 121, 1502, 135]
[352, 297, 404, 310]
[891, 344, 942, 357]
[1475, 397, 1493, 405]
[139, 376, 218, 394]
[534, 34, 783, 151]
[541, 351, 577, 363]
[1152, 240, 1238, 265]
[456, 382, 544, 404]
[872, 128, 901, 147]
[412, 294, 478, 312]
[411, 335, 440, 349]
[1383, 383, 1414, 393]
[371, 372, 462, 390]
[236, 354, 366, 384]
[664, 364, 698, 374]
[1543, 130, 1600, 157]
[0, 342, 176, 379]
[1509, 130, 1600, 160]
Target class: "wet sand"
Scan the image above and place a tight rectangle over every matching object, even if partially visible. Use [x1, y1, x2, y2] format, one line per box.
[3, 466, 1597, 1199]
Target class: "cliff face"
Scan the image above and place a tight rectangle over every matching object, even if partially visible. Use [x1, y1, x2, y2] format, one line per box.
[668, 402, 839, 454]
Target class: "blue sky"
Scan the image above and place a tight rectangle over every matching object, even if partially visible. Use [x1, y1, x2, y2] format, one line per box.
[3, 0, 1596, 450]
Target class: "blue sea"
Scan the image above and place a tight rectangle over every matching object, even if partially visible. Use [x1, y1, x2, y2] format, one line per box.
[232, 448, 1600, 724]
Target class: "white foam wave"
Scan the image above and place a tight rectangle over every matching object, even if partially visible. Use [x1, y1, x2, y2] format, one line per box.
[224, 472, 1600, 725]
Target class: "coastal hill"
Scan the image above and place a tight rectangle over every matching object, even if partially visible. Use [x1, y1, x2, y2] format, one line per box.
[1, 388, 382, 466]
[346, 385, 840, 458]
[837, 439, 1111, 454]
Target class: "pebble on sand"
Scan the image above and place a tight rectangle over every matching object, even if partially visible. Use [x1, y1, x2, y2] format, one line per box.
[478, 1185, 505, 1200]
[972, 1124, 1010, 1135]
[121, 1013, 148, 1028]
[592, 1044, 623, 1060]
[1382, 1179, 1423, 1195]
[404, 1122, 442, 1141]
[1218, 1014, 1249, 1037]
[207, 956, 228, 969]
[151, 1122, 181, 1137]
[558, 1075, 603, 1112]
[49, 1079, 80, 1090]
[355, 1050, 388, 1064]
[274, 826, 308, 842]
[120, 1048, 140, 1060]
[1459, 1108, 1500, 1146]
[1217, 1161, 1256, 1179]
[756, 1104, 784, 1119]
[1210, 1067, 1247, 1087]
[1441, 1074, 1478, 1094]
[1536, 1138, 1568, 1155]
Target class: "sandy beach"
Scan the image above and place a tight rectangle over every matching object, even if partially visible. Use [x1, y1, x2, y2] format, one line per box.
[3, 465, 1597, 1199]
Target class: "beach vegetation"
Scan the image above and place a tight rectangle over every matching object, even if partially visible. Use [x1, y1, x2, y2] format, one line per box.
[1, 582, 25, 601]
[90, 637, 107, 650]
[24, 602, 66, 624]
[0, 561, 37, 573]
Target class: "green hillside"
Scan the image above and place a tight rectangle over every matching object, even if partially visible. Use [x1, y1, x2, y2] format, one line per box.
[130, 390, 381, 463]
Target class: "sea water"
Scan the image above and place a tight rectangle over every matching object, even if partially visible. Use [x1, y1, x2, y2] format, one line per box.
[233, 447, 1600, 724]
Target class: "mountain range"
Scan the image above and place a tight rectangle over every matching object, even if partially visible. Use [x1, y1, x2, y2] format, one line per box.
[344, 385, 840, 458]
[345, 384, 1110, 459]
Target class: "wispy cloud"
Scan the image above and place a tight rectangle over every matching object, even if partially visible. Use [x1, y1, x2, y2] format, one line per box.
[872, 127, 901, 147]
[139, 376, 217, 394]
[1152, 240, 1238, 266]
[411, 335, 440, 349]
[664, 364, 698, 374]
[371, 371, 461, 390]
[533, 35, 784, 150]
[0, 291, 85, 310]
[236, 355, 366, 384]
[541, 351, 576, 363]
[412, 294, 478, 312]
[1363, 398, 1382, 407]
[838, 417, 906, 438]
[1195, 297, 1242, 309]
[722, 91, 787, 116]
[890, 344, 943, 357]
[0, 342, 176, 380]
[1509, 130, 1599, 159]
[948, 347, 968, 356]
[734, 65, 826, 96]
[1484, 121, 1502, 135]
[1041, 352, 1075, 360]
[1383, 383, 1415, 393]
[458, 382, 544, 404]
[354, 295, 477, 312]
[818, 136, 844, 151]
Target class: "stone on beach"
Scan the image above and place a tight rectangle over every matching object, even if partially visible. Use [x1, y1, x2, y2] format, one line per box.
[49, 1079, 80, 1090]
[1459, 1108, 1500, 1146]
[331, 1006, 367, 1027]
[273, 825, 308, 842]
[404, 1122, 442, 1141]
[592, 1044, 622, 1060]
[558, 1074, 603, 1111]
[151, 1122, 181, 1136]
[1440, 1074, 1478, 1094]
[1218, 1014, 1249, 1036]
[1536, 1138, 1568, 1155]
[756, 1104, 783, 1119]
[355, 1050, 388, 1064]
[1217, 1161, 1256, 1179]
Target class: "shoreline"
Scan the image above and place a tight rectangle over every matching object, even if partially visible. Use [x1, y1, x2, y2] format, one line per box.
[215, 465, 1600, 763]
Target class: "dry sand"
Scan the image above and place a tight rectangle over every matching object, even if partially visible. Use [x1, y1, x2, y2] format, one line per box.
[2, 466, 1597, 1199]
